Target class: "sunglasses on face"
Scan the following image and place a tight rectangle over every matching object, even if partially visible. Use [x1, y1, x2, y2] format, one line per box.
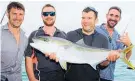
[42, 12, 55, 16]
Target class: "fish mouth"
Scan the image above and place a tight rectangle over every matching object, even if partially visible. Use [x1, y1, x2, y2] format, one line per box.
[30, 43, 39, 50]
[30, 43, 35, 47]
[32, 36, 48, 43]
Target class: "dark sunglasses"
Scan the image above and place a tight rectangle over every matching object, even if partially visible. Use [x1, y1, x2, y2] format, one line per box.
[42, 12, 55, 16]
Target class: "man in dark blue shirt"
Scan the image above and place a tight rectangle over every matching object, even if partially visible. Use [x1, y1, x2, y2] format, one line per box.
[25, 4, 66, 81]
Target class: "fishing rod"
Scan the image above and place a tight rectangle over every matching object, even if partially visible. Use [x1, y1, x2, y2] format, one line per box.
[121, 17, 132, 35]
[121, 17, 135, 70]
[0, 10, 6, 25]
[0, 1, 11, 25]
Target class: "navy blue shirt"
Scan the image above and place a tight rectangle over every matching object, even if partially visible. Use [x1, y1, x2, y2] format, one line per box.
[25, 27, 66, 73]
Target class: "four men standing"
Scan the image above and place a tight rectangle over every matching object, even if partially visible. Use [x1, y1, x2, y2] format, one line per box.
[1, 1, 133, 81]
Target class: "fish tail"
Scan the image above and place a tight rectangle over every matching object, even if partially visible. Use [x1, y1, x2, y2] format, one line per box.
[122, 45, 135, 70]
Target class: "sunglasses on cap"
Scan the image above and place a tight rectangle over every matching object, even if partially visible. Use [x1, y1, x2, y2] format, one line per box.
[83, 6, 98, 14]
[89, 7, 97, 13]
[42, 12, 55, 16]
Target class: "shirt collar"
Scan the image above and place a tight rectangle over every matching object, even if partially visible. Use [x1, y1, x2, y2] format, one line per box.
[2, 23, 25, 34]
[39, 27, 61, 35]
[3, 23, 9, 30]
[81, 28, 98, 36]
[100, 23, 118, 34]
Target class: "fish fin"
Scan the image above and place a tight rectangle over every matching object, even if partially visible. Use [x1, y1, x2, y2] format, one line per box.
[59, 59, 67, 70]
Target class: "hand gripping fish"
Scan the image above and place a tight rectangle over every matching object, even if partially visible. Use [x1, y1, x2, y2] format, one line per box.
[30, 36, 135, 70]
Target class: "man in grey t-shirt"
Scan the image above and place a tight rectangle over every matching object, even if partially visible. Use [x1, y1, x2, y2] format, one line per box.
[1, 2, 27, 81]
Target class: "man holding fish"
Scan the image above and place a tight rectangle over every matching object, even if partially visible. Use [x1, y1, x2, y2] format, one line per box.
[64, 6, 121, 81]
[96, 6, 132, 81]
[30, 6, 122, 81]
[27, 5, 133, 81]
[25, 4, 66, 81]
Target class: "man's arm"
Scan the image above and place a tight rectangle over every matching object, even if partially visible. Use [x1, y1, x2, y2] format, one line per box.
[99, 50, 120, 69]
[119, 32, 132, 60]
[98, 35, 120, 68]
[25, 57, 38, 81]
[24, 31, 38, 81]
[99, 32, 132, 68]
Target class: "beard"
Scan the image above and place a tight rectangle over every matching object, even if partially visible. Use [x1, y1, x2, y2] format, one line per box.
[82, 27, 94, 33]
[107, 19, 118, 28]
[43, 18, 55, 26]
[43, 21, 55, 26]
[11, 22, 21, 28]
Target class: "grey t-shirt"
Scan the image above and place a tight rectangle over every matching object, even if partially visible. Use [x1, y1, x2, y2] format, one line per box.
[1, 23, 28, 81]
[65, 28, 109, 81]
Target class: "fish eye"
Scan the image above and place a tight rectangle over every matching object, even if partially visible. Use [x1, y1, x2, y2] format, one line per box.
[44, 38, 49, 42]
[39, 37, 44, 41]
